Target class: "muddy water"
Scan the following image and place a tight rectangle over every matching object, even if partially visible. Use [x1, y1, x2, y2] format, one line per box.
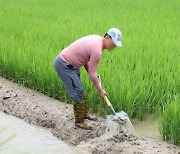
[105, 113, 161, 141]
[132, 115, 161, 140]
[0, 110, 161, 154]
[0, 111, 87, 154]
[105, 112, 135, 137]
[0, 109, 161, 154]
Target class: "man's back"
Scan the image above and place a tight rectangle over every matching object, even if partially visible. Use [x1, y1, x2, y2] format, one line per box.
[60, 34, 104, 68]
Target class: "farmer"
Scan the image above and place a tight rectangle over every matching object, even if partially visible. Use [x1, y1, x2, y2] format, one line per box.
[53, 28, 123, 130]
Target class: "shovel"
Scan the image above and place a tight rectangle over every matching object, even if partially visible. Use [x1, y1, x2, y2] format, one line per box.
[103, 95, 128, 125]
[97, 74, 128, 125]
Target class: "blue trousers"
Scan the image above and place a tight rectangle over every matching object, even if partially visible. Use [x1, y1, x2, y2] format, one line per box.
[53, 53, 84, 103]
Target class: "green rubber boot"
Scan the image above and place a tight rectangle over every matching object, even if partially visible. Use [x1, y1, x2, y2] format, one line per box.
[83, 93, 97, 121]
[73, 100, 93, 130]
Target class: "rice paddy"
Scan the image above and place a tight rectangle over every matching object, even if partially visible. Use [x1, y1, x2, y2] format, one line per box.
[0, 0, 179, 144]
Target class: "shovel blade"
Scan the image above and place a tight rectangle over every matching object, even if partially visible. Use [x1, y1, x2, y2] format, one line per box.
[106, 111, 128, 125]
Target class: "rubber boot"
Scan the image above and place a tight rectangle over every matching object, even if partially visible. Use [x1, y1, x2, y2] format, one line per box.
[73, 101, 93, 130]
[83, 93, 97, 121]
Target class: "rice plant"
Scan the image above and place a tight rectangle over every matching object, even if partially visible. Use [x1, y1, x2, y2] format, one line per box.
[0, 0, 179, 120]
[159, 97, 180, 145]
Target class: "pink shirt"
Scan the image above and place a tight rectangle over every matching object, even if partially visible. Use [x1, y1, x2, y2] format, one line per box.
[59, 34, 104, 93]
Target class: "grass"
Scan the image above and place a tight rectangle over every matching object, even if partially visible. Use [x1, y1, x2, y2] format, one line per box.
[159, 97, 180, 145]
[0, 0, 179, 121]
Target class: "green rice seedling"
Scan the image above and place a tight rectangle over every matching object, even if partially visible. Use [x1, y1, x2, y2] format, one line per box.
[0, 0, 179, 120]
[159, 97, 180, 145]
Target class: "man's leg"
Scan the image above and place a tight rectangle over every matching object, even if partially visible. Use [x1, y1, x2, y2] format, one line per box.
[82, 92, 97, 121]
[53, 54, 83, 102]
[53, 54, 92, 129]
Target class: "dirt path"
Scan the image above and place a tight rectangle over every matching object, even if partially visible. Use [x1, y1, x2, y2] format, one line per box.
[0, 76, 179, 154]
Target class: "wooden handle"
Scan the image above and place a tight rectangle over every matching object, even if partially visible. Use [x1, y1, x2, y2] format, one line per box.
[98, 76, 116, 115]
[103, 95, 116, 115]
[98, 74, 111, 107]
[103, 95, 111, 107]
[97, 74, 102, 87]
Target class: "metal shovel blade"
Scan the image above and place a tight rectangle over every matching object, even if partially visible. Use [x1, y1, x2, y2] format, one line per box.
[107, 111, 128, 125]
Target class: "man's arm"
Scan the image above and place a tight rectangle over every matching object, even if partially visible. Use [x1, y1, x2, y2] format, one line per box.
[88, 52, 103, 93]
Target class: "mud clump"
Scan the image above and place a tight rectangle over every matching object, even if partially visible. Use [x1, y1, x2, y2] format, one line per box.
[108, 133, 139, 143]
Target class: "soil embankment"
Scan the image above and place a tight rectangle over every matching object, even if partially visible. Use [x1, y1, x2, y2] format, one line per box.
[0, 77, 179, 154]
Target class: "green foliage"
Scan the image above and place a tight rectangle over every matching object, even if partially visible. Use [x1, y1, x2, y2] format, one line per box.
[159, 97, 180, 145]
[0, 0, 179, 120]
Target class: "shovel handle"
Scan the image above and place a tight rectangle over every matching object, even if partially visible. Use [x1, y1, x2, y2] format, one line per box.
[98, 74, 116, 115]
[98, 74, 110, 106]
[103, 95, 111, 107]
[103, 95, 116, 115]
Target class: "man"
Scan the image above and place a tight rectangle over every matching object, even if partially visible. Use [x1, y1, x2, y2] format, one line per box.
[53, 28, 123, 130]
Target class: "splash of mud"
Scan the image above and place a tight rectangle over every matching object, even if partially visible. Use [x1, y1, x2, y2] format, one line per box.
[106, 111, 135, 137]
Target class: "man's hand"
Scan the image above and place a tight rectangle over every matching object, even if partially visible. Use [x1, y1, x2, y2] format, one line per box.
[99, 89, 107, 99]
